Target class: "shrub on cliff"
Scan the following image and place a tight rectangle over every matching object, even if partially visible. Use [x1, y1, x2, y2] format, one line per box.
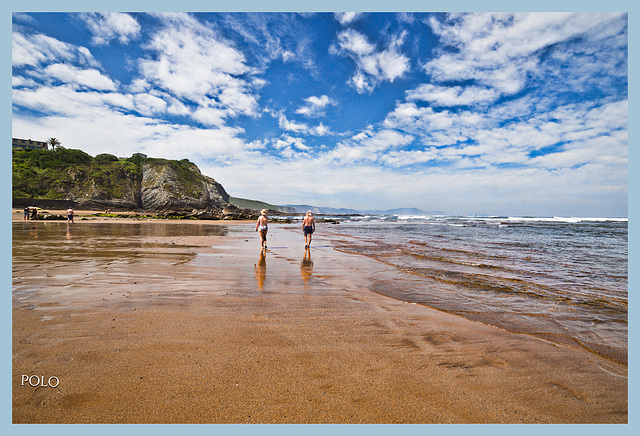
[12, 147, 142, 200]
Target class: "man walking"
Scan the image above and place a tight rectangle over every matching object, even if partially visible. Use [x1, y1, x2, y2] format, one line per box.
[302, 211, 316, 249]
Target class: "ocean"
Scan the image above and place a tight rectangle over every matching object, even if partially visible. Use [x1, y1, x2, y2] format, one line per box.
[318, 215, 628, 365]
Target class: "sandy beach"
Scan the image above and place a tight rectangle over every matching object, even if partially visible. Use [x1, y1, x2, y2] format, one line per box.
[12, 211, 627, 423]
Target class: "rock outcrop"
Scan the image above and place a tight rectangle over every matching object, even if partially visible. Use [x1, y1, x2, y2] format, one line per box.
[139, 160, 229, 211]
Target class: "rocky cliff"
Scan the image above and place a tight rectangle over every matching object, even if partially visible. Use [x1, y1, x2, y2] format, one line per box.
[12, 148, 231, 212]
[139, 159, 229, 211]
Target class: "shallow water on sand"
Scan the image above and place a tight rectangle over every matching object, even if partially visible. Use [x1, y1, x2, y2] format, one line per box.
[323, 217, 627, 364]
[12, 218, 627, 365]
[12, 221, 230, 302]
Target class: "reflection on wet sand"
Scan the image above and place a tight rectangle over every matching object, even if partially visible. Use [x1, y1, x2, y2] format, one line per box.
[300, 248, 313, 284]
[22, 221, 39, 239]
[254, 249, 267, 289]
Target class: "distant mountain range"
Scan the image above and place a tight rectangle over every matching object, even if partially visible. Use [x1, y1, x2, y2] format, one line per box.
[230, 198, 445, 216]
[278, 204, 445, 216]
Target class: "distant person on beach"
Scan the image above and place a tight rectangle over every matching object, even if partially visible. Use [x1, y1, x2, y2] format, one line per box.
[255, 209, 269, 250]
[30, 207, 38, 220]
[66, 207, 74, 223]
[23, 207, 30, 220]
[302, 211, 316, 248]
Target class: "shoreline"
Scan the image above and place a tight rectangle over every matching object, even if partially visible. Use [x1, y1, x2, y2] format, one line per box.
[12, 208, 255, 224]
[12, 219, 627, 423]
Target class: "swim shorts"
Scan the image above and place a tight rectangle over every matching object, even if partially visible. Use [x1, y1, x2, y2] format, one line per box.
[303, 226, 314, 235]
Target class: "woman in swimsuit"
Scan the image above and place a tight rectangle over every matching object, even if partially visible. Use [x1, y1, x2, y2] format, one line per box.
[255, 209, 269, 250]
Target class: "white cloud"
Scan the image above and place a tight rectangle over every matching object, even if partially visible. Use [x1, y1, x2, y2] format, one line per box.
[396, 13, 415, 25]
[295, 95, 337, 117]
[274, 135, 310, 152]
[139, 13, 258, 122]
[379, 96, 628, 174]
[192, 106, 228, 127]
[133, 93, 168, 116]
[383, 102, 479, 140]
[331, 29, 410, 93]
[379, 149, 440, 167]
[425, 12, 627, 97]
[311, 123, 331, 136]
[334, 12, 363, 25]
[44, 63, 118, 91]
[81, 13, 141, 45]
[406, 84, 499, 106]
[12, 75, 38, 88]
[12, 32, 99, 68]
[127, 78, 151, 93]
[276, 113, 331, 137]
[278, 114, 308, 133]
[329, 129, 414, 164]
[221, 13, 319, 77]
[13, 87, 251, 165]
[207, 145, 625, 216]
[138, 125, 249, 163]
[335, 29, 374, 56]
[349, 71, 373, 94]
[13, 85, 116, 117]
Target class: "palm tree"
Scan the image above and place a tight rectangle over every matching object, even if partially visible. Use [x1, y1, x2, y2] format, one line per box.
[47, 137, 61, 151]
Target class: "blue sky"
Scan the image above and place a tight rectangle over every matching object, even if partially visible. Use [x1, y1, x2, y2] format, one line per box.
[11, 11, 628, 217]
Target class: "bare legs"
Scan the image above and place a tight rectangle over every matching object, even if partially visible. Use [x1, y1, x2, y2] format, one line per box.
[260, 230, 267, 249]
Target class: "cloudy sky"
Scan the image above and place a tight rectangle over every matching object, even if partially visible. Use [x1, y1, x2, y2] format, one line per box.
[12, 11, 628, 216]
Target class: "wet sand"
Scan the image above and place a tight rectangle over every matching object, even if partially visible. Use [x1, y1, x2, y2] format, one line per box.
[12, 212, 627, 423]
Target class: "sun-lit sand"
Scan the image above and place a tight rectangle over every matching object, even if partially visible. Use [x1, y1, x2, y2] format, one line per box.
[12, 211, 627, 423]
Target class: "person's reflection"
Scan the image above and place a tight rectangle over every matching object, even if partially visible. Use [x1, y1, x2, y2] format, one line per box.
[24, 221, 38, 239]
[254, 249, 267, 290]
[300, 248, 313, 284]
[66, 222, 73, 240]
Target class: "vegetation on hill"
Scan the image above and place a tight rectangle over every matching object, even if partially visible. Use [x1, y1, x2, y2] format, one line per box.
[229, 197, 281, 211]
[13, 147, 231, 212]
[12, 147, 143, 200]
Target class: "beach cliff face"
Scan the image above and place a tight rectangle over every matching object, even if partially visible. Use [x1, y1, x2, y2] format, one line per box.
[140, 160, 229, 211]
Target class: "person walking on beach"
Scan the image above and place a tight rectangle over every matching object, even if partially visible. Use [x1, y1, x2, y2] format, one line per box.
[303, 210, 316, 249]
[23, 206, 30, 220]
[66, 207, 74, 223]
[255, 209, 269, 250]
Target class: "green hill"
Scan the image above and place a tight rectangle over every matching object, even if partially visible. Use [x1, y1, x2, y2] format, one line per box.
[12, 147, 229, 211]
[229, 197, 280, 211]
